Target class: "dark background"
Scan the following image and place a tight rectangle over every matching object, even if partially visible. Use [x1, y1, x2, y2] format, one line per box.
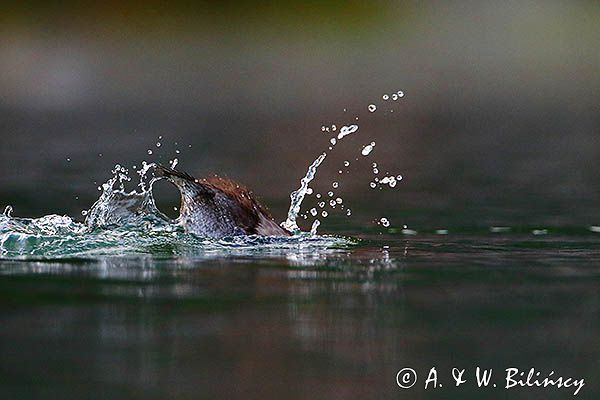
[1, 0, 598, 229]
[1, 4, 599, 400]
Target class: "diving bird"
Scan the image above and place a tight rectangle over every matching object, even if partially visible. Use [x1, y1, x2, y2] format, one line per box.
[155, 165, 290, 238]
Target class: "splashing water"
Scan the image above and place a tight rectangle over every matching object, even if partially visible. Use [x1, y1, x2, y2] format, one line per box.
[336, 124, 359, 140]
[310, 219, 321, 235]
[0, 92, 414, 259]
[362, 142, 376, 156]
[0, 158, 352, 259]
[280, 92, 406, 233]
[281, 153, 327, 233]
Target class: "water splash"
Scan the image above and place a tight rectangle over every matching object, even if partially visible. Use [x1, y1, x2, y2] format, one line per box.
[84, 163, 166, 229]
[0, 157, 353, 259]
[281, 153, 327, 233]
[361, 142, 376, 156]
[0, 213, 351, 259]
[0, 92, 414, 259]
[336, 124, 359, 140]
[310, 219, 320, 235]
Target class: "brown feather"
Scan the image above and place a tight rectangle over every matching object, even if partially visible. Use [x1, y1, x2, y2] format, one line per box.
[202, 176, 290, 236]
[156, 165, 290, 237]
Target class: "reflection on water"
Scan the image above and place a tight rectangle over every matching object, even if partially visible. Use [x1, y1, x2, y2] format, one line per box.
[1, 232, 599, 399]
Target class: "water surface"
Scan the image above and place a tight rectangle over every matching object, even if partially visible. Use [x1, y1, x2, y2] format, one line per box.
[1, 224, 598, 399]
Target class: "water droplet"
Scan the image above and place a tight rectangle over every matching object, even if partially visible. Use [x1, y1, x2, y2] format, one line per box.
[373, 168, 379, 174]
[392, 94, 399, 101]
[318, 201, 325, 208]
[329, 200, 336, 207]
[343, 160, 350, 167]
[310, 208, 317, 216]
[310, 219, 320, 235]
[397, 90, 405, 97]
[147, 150, 153, 155]
[321, 211, 328, 217]
[368, 104, 377, 112]
[330, 138, 337, 145]
[380, 217, 390, 227]
[321, 125, 327, 132]
[328, 191, 334, 197]
[156, 142, 161, 147]
[361, 142, 375, 156]
[332, 182, 339, 188]
[335, 197, 343, 204]
[331, 124, 337, 131]
[346, 209, 352, 216]
[370, 182, 377, 188]
[173, 206, 178, 211]
[175, 149, 181, 154]
[337, 125, 359, 140]
[382, 94, 389, 100]
[306, 187, 313, 195]
[397, 175, 403, 181]
[66, 157, 71, 162]
[316, 193, 322, 199]
[338, 170, 343, 174]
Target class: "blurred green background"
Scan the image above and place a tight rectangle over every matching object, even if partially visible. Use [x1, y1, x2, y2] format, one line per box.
[0, 0, 598, 228]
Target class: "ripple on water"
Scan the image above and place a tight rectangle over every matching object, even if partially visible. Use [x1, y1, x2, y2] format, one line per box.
[0, 212, 356, 260]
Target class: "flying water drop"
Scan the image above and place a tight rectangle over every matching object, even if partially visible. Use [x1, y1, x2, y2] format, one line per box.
[337, 125, 359, 140]
[310, 219, 320, 235]
[362, 142, 375, 156]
